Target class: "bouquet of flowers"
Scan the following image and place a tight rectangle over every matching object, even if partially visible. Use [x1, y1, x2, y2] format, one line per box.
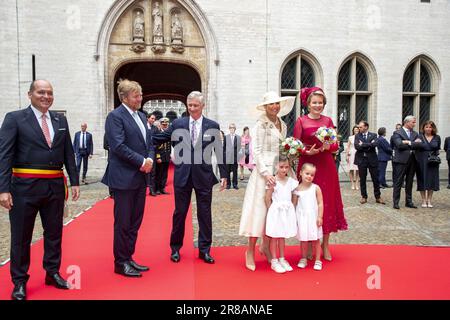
[280, 137, 305, 159]
[315, 127, 338, 145]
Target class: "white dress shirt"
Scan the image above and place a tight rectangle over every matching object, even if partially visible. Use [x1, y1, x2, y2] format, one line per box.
[30, 105, 55, 141]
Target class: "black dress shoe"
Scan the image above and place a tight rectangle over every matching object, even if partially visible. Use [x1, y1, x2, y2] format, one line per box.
[129, 260, 149, 272]
[405, 203, 418, 209]
[170, 251, 180, 263]
[11, 283, 26, 300]
[226, 186, 231, 190]
[114, 263, 142, 277]
[447, 185, 450, 189]
[199, 252, 215, 264]
[149, 190, 157, 196]
[393, 204, 400, 209]
[384, 184, 392, 188]
[45, 273, 71, 289]
[233, 186, 239, 190]
[159, 189, 170, 195]
[156, 191, 161, 195]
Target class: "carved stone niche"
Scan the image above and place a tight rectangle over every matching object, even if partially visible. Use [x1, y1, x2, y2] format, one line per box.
[131, 8, 146, 53]
[170, 7, 184, 53]
[151, 1, 166, 53]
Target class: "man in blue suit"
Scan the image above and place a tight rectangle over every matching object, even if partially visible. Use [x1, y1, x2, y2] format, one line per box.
[153, 91, 227, 264]
[73, 123, 93, 184]
[102, 79, 155, 277]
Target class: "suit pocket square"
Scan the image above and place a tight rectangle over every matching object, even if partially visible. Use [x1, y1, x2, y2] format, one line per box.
[58, 128, 67, 131]
[203, 134, 212, 138]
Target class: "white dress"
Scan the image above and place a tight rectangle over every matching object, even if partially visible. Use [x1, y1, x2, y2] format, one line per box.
[265, 177, 299, 238]
[295, 183, 323, 241]
[347, 135, 358, 171]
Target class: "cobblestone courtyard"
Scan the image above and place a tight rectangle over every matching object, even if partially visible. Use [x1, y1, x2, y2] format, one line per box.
[1, 157, 449, 263]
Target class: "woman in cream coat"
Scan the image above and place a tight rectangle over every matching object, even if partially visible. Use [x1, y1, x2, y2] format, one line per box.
[239, 92, 295, 271]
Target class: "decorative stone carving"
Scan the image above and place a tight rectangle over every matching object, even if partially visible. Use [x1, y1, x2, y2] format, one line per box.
[171, 11, 184, 53]
[151, 1, 165, 53]
[131, 9, 146, 53]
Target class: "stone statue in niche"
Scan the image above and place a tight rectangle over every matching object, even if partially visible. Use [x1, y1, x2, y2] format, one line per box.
[131, 10, 146, 53]
[171, 12, 184, 53]
[151, 1, 165, 53]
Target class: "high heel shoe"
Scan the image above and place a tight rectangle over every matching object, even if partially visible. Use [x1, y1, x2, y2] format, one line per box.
[321, 244, 332, 261]
[245, 250, 255, 271]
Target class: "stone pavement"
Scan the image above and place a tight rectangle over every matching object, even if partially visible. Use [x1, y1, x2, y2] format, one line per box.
[1, 156, 449, 263]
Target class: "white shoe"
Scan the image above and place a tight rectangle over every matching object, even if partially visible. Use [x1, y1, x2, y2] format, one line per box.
[297, 258, 308, 269]
[279, 258, 293, 272]
[313, 260, 323, 271]
[271, 259, 286, 273]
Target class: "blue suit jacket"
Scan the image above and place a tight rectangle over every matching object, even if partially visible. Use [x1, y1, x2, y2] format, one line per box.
[152, 116, 227, 189]
[101, 105, 155, 190]
[377, 136, 393, 161]
[354, 132, 379, 166]
[73, 131, 93, 155]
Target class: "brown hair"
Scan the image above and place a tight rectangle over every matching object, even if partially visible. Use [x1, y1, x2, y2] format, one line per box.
[307, 90, 327, 106]
[421, 120, 437, 135]
[117, 79, 142, 102]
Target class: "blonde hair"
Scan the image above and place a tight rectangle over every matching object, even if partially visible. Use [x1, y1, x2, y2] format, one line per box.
[117, 79, 142, 102]
[301, 163, 316, 171]
[307, 90, 327, 106]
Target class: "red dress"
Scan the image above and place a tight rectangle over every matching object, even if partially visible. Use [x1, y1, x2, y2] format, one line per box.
[293, 115, 348, 234]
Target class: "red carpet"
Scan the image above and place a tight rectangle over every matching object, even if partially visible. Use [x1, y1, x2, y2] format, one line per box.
[0, 168, 449, 300]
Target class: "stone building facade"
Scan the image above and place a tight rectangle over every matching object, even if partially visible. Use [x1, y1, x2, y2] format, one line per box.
[1, 0, 449, 152]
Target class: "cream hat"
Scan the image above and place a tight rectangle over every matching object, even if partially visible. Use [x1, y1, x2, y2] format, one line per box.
[256, 91, 295, 117]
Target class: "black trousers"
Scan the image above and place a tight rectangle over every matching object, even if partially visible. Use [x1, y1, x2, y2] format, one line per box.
[378, 161, 388, 186]
[447, 159, 450, 185]
[112, 187, 146, 265]
[393, 155, 417, 206]
[171, 177, 213, 254]
[226, 163, 238, 188]
[9, 190, 65, 284]
[358, 159, 381, 199]
[156, 162, 170, 191]
[76, 150, 89, 179]
[147, 165, 156, 192]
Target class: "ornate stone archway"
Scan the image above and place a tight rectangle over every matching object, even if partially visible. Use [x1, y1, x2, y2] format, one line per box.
[95, 0, 219, 120]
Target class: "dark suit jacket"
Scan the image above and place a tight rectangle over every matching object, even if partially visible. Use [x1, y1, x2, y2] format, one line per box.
[0, 106, 78, 194]
[101, 105, 155, 190]
[391, 128, 423, 164]
[377, 136, 393, 161]
[354, 132, 379, 166]
[152, 116, 227, 189]
[223, 134, 242, 164]
[73, 131, 93, 155]
[444, 137, 450, 161]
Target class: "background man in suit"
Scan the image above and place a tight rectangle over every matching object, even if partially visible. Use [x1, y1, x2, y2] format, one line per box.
[444, 136, 450, 189]
[155, 117, 171, 195]
[377, 127, 393, 188]
[73, 123, 93, 184]
[147, 113, 159, 196]
[224, 123, 241, 190]
[354, 121, 385, 204]
[153, 91, 227, 264]
[102, 79, 155, 277]
[0, 80, 80, 300]
[391, 115, 423, 209]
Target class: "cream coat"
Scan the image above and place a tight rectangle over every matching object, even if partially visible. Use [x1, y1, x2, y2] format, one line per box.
[239, 114, 287, 237]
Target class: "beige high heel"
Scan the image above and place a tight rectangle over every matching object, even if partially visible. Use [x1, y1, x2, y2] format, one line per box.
[321, 244, 332, 261]
[245, 250, 256, 271]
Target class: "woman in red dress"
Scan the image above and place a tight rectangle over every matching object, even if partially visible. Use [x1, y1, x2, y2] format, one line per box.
[293, 87, 348, 261]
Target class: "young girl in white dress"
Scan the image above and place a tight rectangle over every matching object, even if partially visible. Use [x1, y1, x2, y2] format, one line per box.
[265, 155, 299, 273]
[293, 163, 324, 271]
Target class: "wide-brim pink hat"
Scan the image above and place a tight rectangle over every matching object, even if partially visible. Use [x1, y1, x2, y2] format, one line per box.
[256, 91, 295, 117]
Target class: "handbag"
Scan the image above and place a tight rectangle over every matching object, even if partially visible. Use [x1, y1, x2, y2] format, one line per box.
[427, 153, 441, 165]
[244, 143, 250, 156]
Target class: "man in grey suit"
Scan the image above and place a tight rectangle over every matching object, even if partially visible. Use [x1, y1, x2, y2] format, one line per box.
[391, 115, 423, 209]
[223, 123, 241, 190]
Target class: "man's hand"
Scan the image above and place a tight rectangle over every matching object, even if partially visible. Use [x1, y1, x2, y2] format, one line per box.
[157, 159, 162, 164]
[220, 178, 227, 191]
[71, 186, 80, 201]
[0, 192, 13, 210]
[89, 155, 93, 159]
[140, 158, 153, 173]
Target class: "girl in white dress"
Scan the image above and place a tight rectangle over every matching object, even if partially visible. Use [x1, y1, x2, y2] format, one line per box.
[293, 163, 324, 271]
[265, 155, 298, 273]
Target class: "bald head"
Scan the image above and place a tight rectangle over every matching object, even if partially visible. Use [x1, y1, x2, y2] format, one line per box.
[28, 80, 54, 113]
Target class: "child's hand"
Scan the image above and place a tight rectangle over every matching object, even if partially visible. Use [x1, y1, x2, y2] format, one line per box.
[317, 217, 323, 227]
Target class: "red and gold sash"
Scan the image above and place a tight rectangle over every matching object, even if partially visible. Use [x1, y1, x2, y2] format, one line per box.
[12, 168, 68, 200]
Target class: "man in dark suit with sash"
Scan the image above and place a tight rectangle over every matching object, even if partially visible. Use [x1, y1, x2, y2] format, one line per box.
[354, 121, 385, 204]
[391, 115, 423, 209]
[153, 91, 227, 264]
[102, 79, 155, 277]
[0, 80, 80, 300]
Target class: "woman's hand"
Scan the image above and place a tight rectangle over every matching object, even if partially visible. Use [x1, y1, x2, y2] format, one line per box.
[317, 216, 323, 227]
[305, 144, 320, 156]
[321, 144, 331, 151]
[264, 174, 276, 187]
